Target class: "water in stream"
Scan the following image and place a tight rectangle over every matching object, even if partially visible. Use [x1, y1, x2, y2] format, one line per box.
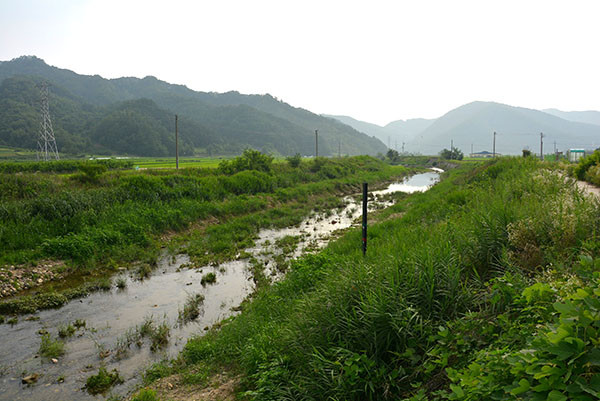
[0, 171, 440, 400]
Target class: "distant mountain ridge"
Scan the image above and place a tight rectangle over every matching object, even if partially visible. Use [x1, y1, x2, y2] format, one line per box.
[323, 114, 434, 149]
[542, 108, 600, 127]
[0, 56, 387, 157]
[327, 102, 600, 155]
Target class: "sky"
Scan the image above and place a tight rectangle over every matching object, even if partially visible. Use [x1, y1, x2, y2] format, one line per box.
[1, 0, 599, 126]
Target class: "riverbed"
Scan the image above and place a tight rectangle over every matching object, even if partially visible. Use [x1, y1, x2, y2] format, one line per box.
[0, 170, 440, 400]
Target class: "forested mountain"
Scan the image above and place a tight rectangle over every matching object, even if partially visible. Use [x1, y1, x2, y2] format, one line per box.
[0, 56, 386, 156]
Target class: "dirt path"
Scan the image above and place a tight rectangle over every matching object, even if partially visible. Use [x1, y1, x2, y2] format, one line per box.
[575, 179, 600, 198]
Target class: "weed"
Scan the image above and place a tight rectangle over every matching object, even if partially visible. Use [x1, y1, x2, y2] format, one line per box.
[131, 388, 159, 401]
[39, 334, 64, 358]
[143, 361, 172, 384]
[57, 324, 76, 338]
[178, 293, 205, 324]
[85, 366, 123, 395]
[137, 264, 152, 280]
[73, 319, 86, 329]
[149, 321, 170, 352]
[7, 316, 17, 325]
[115, 276, 127, 289]
[200, 272, 217, 286]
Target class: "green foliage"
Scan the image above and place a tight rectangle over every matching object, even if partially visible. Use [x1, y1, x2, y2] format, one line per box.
[522, 149, 532, 157]
[73, 162, 107, 183]
[85, 366, 123, 395]
[39, 334, 65, 358]
[0, 159, 132, 174]
[440, 147, 464, 160]
[218, 149, 274, 174]
[574, 150, 600, 180]
[201, 272, 217, 286]
[286, 153, 302, 168]
[1, 156, 399, 271]
[57, 323, 76, 338]
[175, 158, 600, 400]
[178, 293, 205, 324]
[131, 389, 160, 401]
[443, 269, 600, 401]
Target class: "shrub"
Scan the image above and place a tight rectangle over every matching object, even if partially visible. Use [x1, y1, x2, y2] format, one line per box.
[218, 149, 273, 174]
[574, 149, 600, 180]
[286, 153, 302, 168]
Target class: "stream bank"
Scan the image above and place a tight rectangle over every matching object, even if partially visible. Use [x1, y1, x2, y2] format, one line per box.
[0, 171, 440, 401]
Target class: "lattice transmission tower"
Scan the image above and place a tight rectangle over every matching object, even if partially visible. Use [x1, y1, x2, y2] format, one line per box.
[36, 82, 60, 161]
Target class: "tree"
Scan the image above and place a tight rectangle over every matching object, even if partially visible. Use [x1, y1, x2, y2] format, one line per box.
[440, 147, 463, 160]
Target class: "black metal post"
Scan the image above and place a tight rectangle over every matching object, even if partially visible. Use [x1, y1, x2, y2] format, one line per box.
[362, 182, 367, 256]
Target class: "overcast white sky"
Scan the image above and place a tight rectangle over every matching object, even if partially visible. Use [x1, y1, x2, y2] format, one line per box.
[1, 0, 599, 125]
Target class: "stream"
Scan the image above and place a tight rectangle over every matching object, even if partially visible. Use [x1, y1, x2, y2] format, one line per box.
[0, 170, 440, 400]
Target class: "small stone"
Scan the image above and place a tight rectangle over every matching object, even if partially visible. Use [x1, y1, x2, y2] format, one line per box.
[22, 374, 39, 384]
[51, 358, 58, 364]
[37, 278, 43, 284]
[167, 382, 174, 389]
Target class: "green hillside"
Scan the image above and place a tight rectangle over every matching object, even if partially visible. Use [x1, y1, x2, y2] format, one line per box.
[0, 56, 387, 157]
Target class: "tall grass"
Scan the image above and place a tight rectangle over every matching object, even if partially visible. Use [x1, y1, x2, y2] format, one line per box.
[177, 157, 600, 400]
[0, 156, 406, 267]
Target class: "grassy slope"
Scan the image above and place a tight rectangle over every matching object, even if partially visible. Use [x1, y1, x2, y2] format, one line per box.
[150, 157, 600, 401]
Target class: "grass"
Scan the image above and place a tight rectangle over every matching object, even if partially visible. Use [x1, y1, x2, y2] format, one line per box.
[131, 388, 160, 401]
[178, 293, 205, 324]
[1, 156, 410, 315]
[39, 334, 65, 358]
[200, 272, 217, 286]
[57, 323, 76, 338]
[85, 366, 123, 395]
[164, 157, 600, 400]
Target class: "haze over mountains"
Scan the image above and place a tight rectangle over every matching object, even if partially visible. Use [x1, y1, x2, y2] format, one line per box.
[329, 103, 600, 155]
[0, 56, 386, 157]
[1, 56, 599, 158]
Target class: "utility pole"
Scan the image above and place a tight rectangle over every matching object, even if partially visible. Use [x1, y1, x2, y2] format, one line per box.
[493, 131, 496, 158]
[175, 114, 179, 169]
[362, 183, 368, 256]
[315, 129, 318, 157]
[540, 132, 544, 161]
[402, 142, 405, 153]
[471, 143, 473, 157]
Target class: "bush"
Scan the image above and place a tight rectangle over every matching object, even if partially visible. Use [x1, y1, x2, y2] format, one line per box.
[286, 153, 302, 168]
[218, 149, 273, 174]
[574, 150, 600, 180]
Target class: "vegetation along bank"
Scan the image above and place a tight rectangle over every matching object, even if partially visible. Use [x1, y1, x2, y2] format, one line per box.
[136, 157, 600, 401]
[0, 152, 411, 313]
